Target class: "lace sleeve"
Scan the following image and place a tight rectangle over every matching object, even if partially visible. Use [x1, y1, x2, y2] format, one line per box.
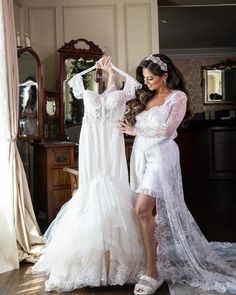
[135, 94, 187, 138]
[123, 75, 142, 101]
[68, 73, 84, 99]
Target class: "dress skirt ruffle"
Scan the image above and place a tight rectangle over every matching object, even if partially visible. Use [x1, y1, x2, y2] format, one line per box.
[32, 176, 145, 292]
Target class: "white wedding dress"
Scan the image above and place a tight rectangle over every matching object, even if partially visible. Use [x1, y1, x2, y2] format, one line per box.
[32, 65, 145, 292]
[130, 90, 236, 294]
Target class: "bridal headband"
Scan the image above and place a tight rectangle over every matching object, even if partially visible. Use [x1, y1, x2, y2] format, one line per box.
[145, 55, 168, 72]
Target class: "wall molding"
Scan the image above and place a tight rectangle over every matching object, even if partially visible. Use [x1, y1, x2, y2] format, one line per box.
[161, 47, 236, 59]
[28, 6, 57, 47]
[124, 3, 152, 72]
[63, 4, 117, 61]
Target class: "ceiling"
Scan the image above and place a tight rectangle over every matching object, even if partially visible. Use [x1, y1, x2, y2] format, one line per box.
[158, 0, 236, 50]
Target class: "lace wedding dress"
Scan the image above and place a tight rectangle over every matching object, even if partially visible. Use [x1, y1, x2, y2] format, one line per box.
[32, 66, 145, 292]
[130, 90, 236, 294]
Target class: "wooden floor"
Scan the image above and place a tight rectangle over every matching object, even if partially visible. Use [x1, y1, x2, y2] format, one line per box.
[0, 263, 171, 295]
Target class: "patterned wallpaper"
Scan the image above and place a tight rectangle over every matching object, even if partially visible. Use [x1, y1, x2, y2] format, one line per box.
[173, 56, 236, 116]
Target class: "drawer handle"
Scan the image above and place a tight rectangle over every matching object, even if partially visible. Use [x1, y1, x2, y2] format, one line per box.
[55, 154, 67, 163]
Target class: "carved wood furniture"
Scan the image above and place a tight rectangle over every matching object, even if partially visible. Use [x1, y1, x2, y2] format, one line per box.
[34, 141, 77, 223]
[43, 91, 60, 140]
[176, 121, 236, 241]
[63, 167, 79, 195]
[125, 138, 134, 172]
[201, 59, 236, 105]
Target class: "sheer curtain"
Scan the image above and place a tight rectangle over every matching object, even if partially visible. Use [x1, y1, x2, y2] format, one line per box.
[0, 0, 43, 274]
[0, 0, 18, 273]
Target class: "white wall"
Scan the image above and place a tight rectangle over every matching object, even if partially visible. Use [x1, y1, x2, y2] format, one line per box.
[16, 0, 159, 91]
[13, 0, 25, 46]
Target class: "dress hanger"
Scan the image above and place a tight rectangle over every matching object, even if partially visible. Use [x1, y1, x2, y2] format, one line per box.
[78, 64, 97, 76]
[77, 62, 128, 78]
[68, 62, 141, 99]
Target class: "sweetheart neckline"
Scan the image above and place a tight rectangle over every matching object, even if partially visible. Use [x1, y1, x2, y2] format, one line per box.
[143, 90, 176, 112]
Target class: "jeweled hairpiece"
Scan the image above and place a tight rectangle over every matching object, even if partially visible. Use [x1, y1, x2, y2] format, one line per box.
[145, 55, 167, 72]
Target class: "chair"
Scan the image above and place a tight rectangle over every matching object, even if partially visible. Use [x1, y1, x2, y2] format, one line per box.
[63, 167, 79, 195]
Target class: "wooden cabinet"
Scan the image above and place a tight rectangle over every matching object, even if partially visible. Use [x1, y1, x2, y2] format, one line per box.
[176, 124, 236, 178]
[125, 138, 134, 167]
[34, 142, 77, 222]
[176, 122, 236, 241]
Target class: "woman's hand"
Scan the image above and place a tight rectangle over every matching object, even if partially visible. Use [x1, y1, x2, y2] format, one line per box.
[117, 117, 136, 136]
[97, 55, 115, 88]
[96, 56, 113, 74]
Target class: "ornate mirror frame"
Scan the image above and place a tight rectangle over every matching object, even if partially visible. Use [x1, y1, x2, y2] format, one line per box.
[43, 90, 60, 140]
[202, 59, 236, 105]
[58, 38, 103, 140]
[17, 47, 43, 140]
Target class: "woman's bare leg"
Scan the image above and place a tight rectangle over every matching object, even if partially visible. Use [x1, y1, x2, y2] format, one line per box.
[135, 193, 158, 279]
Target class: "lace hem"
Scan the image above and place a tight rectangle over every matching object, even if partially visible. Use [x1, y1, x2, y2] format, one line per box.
[44, 263, 144, 292]
[169, 277, 235, 294]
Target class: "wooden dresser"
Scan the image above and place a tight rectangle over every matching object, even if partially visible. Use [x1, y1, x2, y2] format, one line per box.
[176, 121, 236, 241]
[125, 138, 134, 169]
[34, 141, 77, 223]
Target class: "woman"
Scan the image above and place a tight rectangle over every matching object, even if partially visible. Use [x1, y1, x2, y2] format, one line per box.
[118, 54, 236, 295]
[32, 56, 145, 292]
[22, 84, 38, 135]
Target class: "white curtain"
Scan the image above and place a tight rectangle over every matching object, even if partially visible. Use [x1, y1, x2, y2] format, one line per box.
[0, 0, 44, 274]
[0, 0, 19, 273]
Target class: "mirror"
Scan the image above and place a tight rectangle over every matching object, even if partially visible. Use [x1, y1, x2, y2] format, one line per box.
[44, 91, 60, 140]
[46, 97, 56, 116]
[202, 59, 236, 105]
[18, 48, 43, 139]
[58, 39, 103, 141]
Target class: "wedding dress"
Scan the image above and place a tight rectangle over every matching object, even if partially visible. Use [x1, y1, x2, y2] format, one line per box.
[130, 89, 236, 294]
[32, 64, 145, 292]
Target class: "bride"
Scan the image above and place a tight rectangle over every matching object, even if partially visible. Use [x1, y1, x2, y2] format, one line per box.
[119, 53, 236, 295]
[32, 56, 145, 292]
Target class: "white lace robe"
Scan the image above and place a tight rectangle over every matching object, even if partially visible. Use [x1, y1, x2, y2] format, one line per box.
[130, 90, 236, 294]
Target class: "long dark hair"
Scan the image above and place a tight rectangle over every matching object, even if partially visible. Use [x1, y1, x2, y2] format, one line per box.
[25, 85, 37, 110]
[126, 53, 189, 125]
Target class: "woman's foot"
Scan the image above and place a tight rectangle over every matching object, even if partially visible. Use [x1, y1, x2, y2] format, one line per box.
[144, 271, 159, 281]
[134, 274, 163, 295]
